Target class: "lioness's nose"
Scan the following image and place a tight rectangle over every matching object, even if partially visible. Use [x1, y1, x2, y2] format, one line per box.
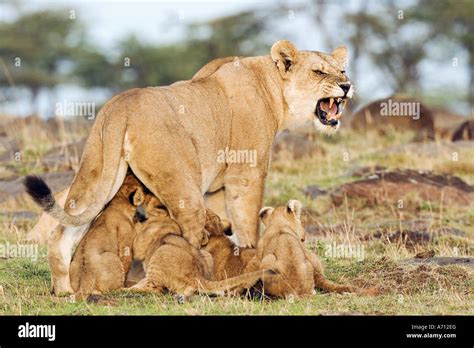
[339, 83, 351, 95]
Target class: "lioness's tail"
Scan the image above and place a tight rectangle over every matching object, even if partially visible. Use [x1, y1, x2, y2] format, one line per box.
[23, 106, 127, 227]
[198, 270, 272, 295]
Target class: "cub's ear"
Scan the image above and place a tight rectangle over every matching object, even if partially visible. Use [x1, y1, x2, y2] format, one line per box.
[332, 45, 348, 68]
[259, 207, 274, 226]
[204, 208, 224, 236]
[271, 40, 298, 78]
[287, 200, 302, 220]
[130, 188, 145, 206]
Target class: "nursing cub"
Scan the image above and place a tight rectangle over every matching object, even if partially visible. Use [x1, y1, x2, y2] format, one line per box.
[248, 200, 358, 298]
[203, 231, 256, 281]
[131, 196, 267, 297]
[69, 174, 145, 297]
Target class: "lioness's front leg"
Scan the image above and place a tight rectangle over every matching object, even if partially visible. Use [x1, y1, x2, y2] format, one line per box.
[224, 169, 266, 247]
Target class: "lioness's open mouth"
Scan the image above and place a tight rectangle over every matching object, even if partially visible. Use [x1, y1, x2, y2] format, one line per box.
[315, 97, 347, 127]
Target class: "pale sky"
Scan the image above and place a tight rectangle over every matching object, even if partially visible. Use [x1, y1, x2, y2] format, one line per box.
[0, 0, 470, 116]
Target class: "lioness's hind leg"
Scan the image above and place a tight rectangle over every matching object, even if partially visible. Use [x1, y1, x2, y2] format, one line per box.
[48, 225, 88, 295]
[130, 162, 206, 248]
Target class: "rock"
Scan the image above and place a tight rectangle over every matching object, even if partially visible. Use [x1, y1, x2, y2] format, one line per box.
[365, 219, 465, 248]
[345, 165, 386, 178]
[430, 108, 466, 140]
[373, 230, 433, 248]
[365, 219, 466, 237]
[452, 120, 474, 141]
[415, 250, 436, 259]
[331, 169, 474, 206]
[303, 185, 327, 199]
[400, 257, 474, 269]
[350, 96, 435, 140]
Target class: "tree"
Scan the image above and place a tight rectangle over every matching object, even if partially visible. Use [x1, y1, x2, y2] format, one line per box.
[0, 9, 85, 109]
[408, 0, 474, 111]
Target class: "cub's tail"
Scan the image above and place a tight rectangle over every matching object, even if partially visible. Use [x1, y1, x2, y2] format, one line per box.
[198, 270, 274, 295]
[314, 273, 358, 294]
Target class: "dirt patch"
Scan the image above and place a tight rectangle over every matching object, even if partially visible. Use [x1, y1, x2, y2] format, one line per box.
[363, 219, 466, 248]
[303, 185, 327, 199]
[401, 257, 474, 269]
[331, 168, 474, 206]
[352, 259, 472, 295]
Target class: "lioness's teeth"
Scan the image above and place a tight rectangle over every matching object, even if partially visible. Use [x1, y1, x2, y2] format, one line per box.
[329, 97, 334, 108]
[337, 98, 342, 103]
[341, 100, 347, 109]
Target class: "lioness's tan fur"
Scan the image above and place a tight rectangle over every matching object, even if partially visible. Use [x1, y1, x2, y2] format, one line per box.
[69, 174, 145, 297]
[25, 40, 353, 294]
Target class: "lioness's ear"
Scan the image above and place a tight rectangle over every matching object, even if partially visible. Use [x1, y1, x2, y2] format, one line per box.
[271, 40, 298, 78]
[259, 207, 274, 226]
[131, 188, 145, 206]
[287, 200, 302, 220]
[332, 45, 348, 68]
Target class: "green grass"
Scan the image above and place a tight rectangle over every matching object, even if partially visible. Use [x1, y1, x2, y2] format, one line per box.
[0, 252, 471, 315]
[0, 126, 472, 315]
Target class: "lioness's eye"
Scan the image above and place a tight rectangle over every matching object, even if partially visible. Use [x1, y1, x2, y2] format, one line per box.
[313, 69, 326, 75]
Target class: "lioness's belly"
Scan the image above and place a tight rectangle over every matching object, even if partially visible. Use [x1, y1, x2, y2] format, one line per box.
[125, 86, 230, 195]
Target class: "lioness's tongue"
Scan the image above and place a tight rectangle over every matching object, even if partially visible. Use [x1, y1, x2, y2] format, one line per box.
[320, 101, 338, 115]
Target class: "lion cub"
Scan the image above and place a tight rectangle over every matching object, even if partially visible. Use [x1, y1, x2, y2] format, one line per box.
[203, 231, 256, 282]
[247, 200, 357, 298]
[69, 174, 145, 298]
[131, 197, 266, 297]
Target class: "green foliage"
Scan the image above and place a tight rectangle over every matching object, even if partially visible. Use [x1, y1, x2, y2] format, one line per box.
[0, 9, 84, 100]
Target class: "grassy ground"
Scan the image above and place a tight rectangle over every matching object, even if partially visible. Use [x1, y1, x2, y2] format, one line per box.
[0, 124, 472, 315]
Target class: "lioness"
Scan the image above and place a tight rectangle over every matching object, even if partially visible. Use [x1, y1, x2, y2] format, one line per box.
[247, 200, 357, 298]
[25, 40, 353, 294]
[67, 174, 145, 297]
[131, 198, 266, 297]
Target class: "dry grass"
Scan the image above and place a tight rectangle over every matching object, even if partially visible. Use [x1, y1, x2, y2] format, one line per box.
[0, 120, 472, 315]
